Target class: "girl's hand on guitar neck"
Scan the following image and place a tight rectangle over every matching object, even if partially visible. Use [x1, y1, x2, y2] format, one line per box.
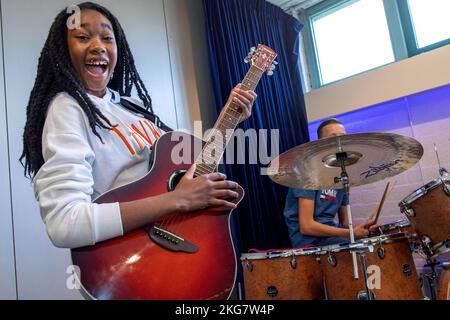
[226, 84, 257, 123]
[174, 164, 240, 212]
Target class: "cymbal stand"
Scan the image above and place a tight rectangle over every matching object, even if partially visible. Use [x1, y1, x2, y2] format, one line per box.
[334, 139, 374, 300]
[334, 141, 358, 279]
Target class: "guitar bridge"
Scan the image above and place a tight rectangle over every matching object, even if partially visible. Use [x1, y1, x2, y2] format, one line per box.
[145, 224, 199, 253]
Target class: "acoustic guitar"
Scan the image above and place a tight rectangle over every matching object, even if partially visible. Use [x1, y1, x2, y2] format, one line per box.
[71, 44, 277, 300]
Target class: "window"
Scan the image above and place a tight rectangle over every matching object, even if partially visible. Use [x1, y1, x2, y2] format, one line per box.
[311, 0, 394, 85]
[304, 0, 450, 88]
[399, 0, 450, 52]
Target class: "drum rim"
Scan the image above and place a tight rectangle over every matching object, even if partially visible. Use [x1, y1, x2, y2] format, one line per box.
[319, 232, 412, 254]
[399, 176, 449, 207]
[240, 247, 323, 260]
[378, 219, 411, 231]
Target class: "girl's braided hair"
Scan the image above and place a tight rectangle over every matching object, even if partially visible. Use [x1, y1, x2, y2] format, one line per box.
[20, 2, 153, 178]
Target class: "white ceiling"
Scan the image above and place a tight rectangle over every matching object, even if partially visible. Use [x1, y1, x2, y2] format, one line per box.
[266, 0, 324, 14]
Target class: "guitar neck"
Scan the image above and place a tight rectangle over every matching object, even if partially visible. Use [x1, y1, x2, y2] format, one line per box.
[194, 65, 264, 176]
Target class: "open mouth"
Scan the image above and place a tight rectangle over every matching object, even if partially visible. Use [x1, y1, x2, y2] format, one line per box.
[85, 59, 109, 76]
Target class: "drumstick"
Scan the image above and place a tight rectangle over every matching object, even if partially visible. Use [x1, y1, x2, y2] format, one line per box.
[372, 182, 390, 224]
[368, 180, 397, 223]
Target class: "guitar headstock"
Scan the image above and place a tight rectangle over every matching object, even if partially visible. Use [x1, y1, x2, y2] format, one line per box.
[244, 44, 278, 76]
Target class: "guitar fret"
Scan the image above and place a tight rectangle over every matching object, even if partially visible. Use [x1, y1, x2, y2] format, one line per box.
[194, 169, 208, 177]
[196, 163, 211, 172]
[243, 67, 263, 88]
[221, 117, 237, 128]
[199, 160, 216, 169]
[203, 147, 223, 159]
[206, 139, 225, 148]
[195, 166, 211, 176]
[226, 106, 241, 116]
[243, 77, 258, 89]
[246, 72, 260, 85]
[227, 108, 241, 117]
[203, 148, 222, 161]
[225, 112, 241, 121]
[197, 157, 216, 166]
[197, 163, 215, 172]
[198, 156, 217, 168]
[228, 103, 242, 113]
[216, 126, 230, 136]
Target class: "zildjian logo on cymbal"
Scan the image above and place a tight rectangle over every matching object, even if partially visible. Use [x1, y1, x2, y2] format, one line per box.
[361, 159, 404, 179]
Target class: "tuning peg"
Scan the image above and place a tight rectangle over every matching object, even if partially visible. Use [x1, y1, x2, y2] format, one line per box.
[269, 64, 276, 71]
[273, 61, 278, 65]
[250, 47, 256, 53]
[267, 70, 274, 76]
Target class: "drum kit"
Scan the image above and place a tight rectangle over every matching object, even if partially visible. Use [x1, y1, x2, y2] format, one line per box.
[240, 133, 450, 300]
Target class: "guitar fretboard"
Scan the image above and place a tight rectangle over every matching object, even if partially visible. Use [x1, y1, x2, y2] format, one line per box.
[194, 65, 264, 176]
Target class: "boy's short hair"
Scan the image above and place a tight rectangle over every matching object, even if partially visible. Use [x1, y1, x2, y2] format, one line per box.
[317, 118, 343, 138]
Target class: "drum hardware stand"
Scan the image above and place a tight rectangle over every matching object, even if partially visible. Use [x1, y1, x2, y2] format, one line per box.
[420, 236, 435, 258]
[332, 139, 375, 300]
[423, 258, 440, 300]
[333, 145, 359, 280]
[434, 143, 450, 196]
[356, 248, 375, 300]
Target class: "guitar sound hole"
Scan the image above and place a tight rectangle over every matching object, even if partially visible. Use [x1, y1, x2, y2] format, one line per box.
[167, 170, 187, 191]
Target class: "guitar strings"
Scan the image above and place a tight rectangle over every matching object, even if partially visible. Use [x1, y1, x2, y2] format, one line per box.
[157, 64, 265, 243]
[167, 103, 240, 236]
[164, 67, 261, 237]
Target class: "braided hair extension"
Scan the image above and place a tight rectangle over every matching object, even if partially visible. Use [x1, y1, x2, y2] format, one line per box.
[20, 2, 153, 178]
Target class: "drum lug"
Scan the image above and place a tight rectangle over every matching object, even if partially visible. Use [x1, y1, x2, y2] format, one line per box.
[290, 255, 297, 269]
[327, 254, 337, 267]
[402, 207, 416, 217]
[357, 290, 375, 300]
[403, 264, 412, 277]
[266, 286, 278, 298]
[315, 255, 322, 264]
[377, 247, 386, 259]
[245, 259, 253, 272]
[443, 184, 450, 197]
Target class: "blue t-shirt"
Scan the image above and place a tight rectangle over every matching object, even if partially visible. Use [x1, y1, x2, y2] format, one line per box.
[283, 188, 347, 247]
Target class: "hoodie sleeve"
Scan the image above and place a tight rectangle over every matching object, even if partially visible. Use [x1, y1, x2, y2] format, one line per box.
[33, 93, 123, 249]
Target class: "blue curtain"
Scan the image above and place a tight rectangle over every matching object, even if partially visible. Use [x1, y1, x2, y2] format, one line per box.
[203, 0, 309, 252]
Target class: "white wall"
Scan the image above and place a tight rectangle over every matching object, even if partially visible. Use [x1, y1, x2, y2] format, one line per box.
[1, 0, 212, 299]
[0, 6, 17, 300]
[305, 44, 450, 121]
[164, 0, 216, 132]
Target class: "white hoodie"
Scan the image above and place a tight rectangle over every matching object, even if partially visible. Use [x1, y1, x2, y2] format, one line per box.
[34, 89, 162, 249]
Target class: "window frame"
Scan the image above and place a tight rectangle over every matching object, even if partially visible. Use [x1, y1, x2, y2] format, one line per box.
[397, 0, 450, 56]
[303, 0, 450, 89]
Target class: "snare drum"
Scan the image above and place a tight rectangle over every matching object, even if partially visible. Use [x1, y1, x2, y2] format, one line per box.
[321, 233, 423, 300]
[399, 176, 450, 253]
[371, 219, 416, 236]
[240, 248, 324, 300]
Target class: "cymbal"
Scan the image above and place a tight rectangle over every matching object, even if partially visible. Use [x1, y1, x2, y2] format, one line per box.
[267, 133, 423, 190]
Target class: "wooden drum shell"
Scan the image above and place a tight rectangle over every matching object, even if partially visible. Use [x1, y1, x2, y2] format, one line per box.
[241, 252, 324, 300]
[322, 237, 423, 300]
[401, 179, 450, 246]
